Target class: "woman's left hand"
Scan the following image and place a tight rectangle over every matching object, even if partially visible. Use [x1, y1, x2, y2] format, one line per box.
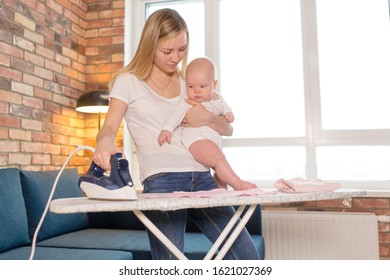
[182, 101, 213, 127]
[182, 99, 233, 136]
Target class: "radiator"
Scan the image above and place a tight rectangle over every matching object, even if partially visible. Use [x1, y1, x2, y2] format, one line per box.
[262, 211, 379, 260]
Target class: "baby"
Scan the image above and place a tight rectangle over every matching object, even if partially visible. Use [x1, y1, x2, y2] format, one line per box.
[158, 57, 256, 190]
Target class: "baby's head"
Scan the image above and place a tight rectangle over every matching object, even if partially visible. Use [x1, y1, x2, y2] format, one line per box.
[185, 57, 217, 102]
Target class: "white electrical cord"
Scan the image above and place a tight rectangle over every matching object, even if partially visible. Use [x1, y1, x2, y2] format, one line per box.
[28, 145, 95, 260]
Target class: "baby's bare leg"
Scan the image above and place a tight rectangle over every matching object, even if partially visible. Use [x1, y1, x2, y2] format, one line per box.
[189, 140, 256, 190]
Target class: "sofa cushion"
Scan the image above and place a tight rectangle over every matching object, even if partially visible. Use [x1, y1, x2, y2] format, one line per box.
[37, 228, 264, 260]
[0, 246, 133, 260]
[0, 168, 30, 252]
[20, 169, 89, 241]
[37, 228, 152, 260]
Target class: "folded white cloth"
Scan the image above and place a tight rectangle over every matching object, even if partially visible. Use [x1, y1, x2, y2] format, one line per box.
[274, 177, 341, 193]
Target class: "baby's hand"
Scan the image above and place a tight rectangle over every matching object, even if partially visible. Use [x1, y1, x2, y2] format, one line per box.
[158, 130, 172, 145]
[225, 112, 235, 123]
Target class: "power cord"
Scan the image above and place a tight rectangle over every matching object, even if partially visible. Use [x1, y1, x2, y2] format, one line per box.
[28, 145, 95, 260]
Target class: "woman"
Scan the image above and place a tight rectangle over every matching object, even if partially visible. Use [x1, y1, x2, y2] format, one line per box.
[93, 8, 260, 260]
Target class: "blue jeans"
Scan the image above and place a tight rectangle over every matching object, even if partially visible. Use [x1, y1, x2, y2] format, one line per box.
[143, 171, 260, 260]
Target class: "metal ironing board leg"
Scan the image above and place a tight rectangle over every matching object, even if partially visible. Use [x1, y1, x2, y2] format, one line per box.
[203, 204, 246, 260]
[135, 205, 256, 261]
[132, 210, 188, 260]
[214, 204, 257, 260]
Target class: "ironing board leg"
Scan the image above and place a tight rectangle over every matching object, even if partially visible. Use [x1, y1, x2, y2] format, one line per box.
[132, 210, 188, 260]
[203, 205, 246, 260]
[214, 204, 257, 260]
[133, 205, 256, 261]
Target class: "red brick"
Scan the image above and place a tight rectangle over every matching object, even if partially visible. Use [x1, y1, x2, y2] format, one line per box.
[47, 0, 64, 15]
[97, 62, 123, 73]
[28, 8, 46, 26]
[44, 80, 62, 94]
[43, 122, 60, 134]
[25, 51, 45, 67]
[64, 8, 79, 24]
[34, 65, 54, 80]
[88, 19, 112, 29]
[0, 154, 8, 165]
[43, 143, 61, 155]
[87, 37, 112, 47]
[0, 18, 24, 36]
[0, 55, 10, 67]
[34, 88, 53, 100]
[32, 131, 52, 143]
[0, 90, 22, 104]
[32, 154, 51, 165]
[79, 17, 88, 30]
[13, 36, 35, 52]
[21, 118, 42, 131]
[10, 104, 33, 118]
[21, 142, 42, 153]
[0, 78, 11, 90]
[379, 233, 390, 243]
[55, 53, 71, 66]
[112, 18, 124, 27]
[99, 26, 124, 37]
[71, 4, 87, 18]
[45, 60, 63, 73]
[99, 9, 125, 19]
[0, 115, 20, 128]
[36, 45, 55, 60]
[0, 66, 22, 81]
[9, 153, 31, 165]
[51, 155, 67, 165]
[378, 222, 390, 233]
[52, 114, 69, 125]
[0, 140, 20, 152]
[379, 245, 390, 258]
[11, 57, 34, 74]
[353, 198, 390, 209]
[23, 73, 44, 88]
[0, 41, 24, 57]
[85, 73, 111, 83]
[0, 102, 8, 114]
[9, 129, 32, 141]
[0, 128, 8, 139]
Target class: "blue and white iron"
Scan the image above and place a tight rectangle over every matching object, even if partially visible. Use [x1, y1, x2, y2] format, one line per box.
[78, 152, 137, 200]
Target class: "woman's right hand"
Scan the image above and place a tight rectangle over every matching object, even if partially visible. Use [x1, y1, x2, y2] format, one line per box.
[92, 139, 121, 170]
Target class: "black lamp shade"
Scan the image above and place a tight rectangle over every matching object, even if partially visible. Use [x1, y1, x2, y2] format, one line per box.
[76, 91, 109, 113]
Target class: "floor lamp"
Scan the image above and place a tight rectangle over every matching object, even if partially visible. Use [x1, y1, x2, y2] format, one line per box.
[76, 91, 109, 129]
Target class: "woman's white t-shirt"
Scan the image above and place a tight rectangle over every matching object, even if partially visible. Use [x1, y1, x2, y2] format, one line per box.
[110, 73, 208, 183]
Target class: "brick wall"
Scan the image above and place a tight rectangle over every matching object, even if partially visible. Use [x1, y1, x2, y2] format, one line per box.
[0, 0, 125, 173]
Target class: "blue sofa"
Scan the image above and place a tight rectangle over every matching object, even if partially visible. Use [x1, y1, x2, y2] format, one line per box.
[0, 167, 265, 260]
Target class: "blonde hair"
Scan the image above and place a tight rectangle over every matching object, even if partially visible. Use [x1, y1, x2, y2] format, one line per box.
[108, 9, 189, 91]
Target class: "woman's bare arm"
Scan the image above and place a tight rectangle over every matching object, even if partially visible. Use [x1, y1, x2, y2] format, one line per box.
[181, 102, 233, 136]
[93, 99, 128, 169]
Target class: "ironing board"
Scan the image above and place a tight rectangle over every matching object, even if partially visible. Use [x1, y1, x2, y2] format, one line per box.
[50, 188, 366, 260]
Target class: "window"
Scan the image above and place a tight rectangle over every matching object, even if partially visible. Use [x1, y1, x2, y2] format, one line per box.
[127, 0, 390, 190]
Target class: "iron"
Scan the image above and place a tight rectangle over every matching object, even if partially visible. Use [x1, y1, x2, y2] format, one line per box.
[78, 152, 137, 200]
